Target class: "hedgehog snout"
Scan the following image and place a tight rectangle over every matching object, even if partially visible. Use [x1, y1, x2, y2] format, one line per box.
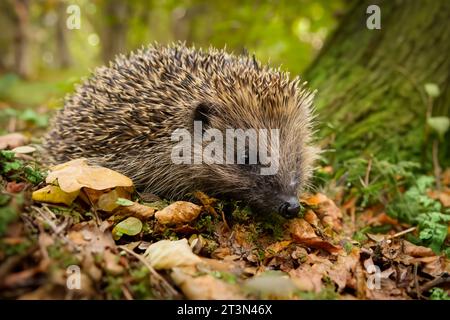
[278, 195, 301, 218]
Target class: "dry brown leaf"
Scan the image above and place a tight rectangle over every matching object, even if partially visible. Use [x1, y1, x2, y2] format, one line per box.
[6, 181, 27, 193]
[402, 241, 435, 257]
[171, 267, 245, 300]
[211, 247, 232, 259]
[68, 221, 115, 254]
[304, 210, 319, 227]
[428, 189, 450, 207]
[103, 250, 124, 275]
[289, 266, 324, 292]
[442, 168, 450, 186]
[289, 218, 342, 254]
[301, 193, 342, 231]
[265, 240, 292, 257]
[46, 158, 133, 193]
[289, 218, 317, 239]
[244, 272, 298, 299]
[144, 239, 202, 269]
[114, 202, 156, 220]
[413, 256, 448, 277]
[155, 201, 201, 225]
[327, 249, 360, 291]
[0, 133, 28, 150]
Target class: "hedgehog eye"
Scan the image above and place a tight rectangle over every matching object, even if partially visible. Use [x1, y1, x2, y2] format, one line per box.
[193, 102, 214, 128]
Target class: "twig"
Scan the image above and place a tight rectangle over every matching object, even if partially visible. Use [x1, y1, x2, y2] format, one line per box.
[420, 272, 450, 294]
[432, 139, 442, 190]
[389, 226, 416, 239]
[414, 263, 422, 300]
[118, 245, 179, 298]
[364, 158, 372, 187]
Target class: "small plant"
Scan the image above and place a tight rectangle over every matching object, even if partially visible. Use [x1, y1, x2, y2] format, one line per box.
[0, 150, 45, 184]
[429, 287, 450, 300]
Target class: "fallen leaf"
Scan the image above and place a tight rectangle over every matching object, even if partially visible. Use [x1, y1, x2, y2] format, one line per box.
[32, 185, 80, 206]
[304, 210, 320, 227]
[171, 267, 245, 299]
[428, 189, 450, 207]
[244, 271, 298, 299]
[116, 197, 134, 206]
[289, 265, 324, 293]
[327, 249, 360, 291]
[0, 133, 28, 150]
[11, 146, 36, 154]
[96, 189, 131, 212]
[155, 201, 202, 225]
[68, 221, 115, 253]
[113, 202, 156, 221]
[301, 193, 342, 231]
[103, 250, 124, 275]
[402, 241, 435, 257]
[193, 191, 219, 216]
[112, 217, 143, 240]
[289, 218, 341, 254]
[46, 158, 133, 193]
[144, 239, 202, 270]
[6, 181, 27, 193]
[265, 240, 292, 257]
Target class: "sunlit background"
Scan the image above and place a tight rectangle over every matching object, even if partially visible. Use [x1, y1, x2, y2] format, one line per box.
[0, 0, 343, 114]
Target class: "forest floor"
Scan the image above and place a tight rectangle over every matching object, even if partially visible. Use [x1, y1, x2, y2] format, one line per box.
[0, 100, 449, 300]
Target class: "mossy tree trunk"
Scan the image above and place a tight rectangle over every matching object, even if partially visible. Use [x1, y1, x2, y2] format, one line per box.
[305, 0, 450, 168]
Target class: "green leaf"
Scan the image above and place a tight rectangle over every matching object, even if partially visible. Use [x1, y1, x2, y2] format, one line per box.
[3, 160, 22, 173]
[116, 197, 134, 206]
[429, 288, 450, 300]
[427, 116, 450, 139]
[112, 217, 142, 240]
[0, 150, 15, 160]
[424, 83, 440, 98]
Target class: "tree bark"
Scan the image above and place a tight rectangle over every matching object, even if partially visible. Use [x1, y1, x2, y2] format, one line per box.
[56, 1, 71, 68]
[305, 0, 450, 167]
[100, 0, 129, 63]
[12, 0, 30, 78]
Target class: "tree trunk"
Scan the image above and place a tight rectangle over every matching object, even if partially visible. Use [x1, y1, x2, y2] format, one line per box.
[305, 0, 450, 167]
[12, 0, 30, 78]
[101, 0, 129, 63]
[56, 1, 71, 68]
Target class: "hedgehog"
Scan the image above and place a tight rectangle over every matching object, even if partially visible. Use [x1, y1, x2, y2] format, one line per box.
[44, 43, 318, 218]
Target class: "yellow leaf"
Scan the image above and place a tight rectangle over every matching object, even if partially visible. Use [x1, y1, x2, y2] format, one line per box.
[96, 188, 131, 212]
[46, 158, 133, 193]
[32, 185, 80, 206]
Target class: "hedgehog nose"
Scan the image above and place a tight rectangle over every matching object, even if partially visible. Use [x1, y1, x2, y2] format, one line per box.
[279, 197, 301, 218]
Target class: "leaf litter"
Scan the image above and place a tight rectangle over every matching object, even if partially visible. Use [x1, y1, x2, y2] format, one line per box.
[0, 144, 449, 300]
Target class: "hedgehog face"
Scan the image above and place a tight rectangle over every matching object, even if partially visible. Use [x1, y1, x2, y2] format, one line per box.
[189, 96, 316, 218]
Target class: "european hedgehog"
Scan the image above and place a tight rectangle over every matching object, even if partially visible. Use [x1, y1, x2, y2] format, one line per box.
[44, 43, 318, 217]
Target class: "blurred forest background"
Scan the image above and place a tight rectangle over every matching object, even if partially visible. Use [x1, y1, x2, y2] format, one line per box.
[0, 0, 342, 105]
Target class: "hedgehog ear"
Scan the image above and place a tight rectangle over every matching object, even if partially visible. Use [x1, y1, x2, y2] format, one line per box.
[193, 102, 215, 128]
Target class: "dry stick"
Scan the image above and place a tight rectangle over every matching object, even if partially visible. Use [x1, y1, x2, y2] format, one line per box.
[414, 263, 423, 300]
[420, 272, 450, 294]
[121, 284, 134, 300]
[364, 158, 372, 187]
[81, 189, 102, 226]
[432, 139, 442, 190]
[118, 245, 178, 297]
[389, 226, 416, 239]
